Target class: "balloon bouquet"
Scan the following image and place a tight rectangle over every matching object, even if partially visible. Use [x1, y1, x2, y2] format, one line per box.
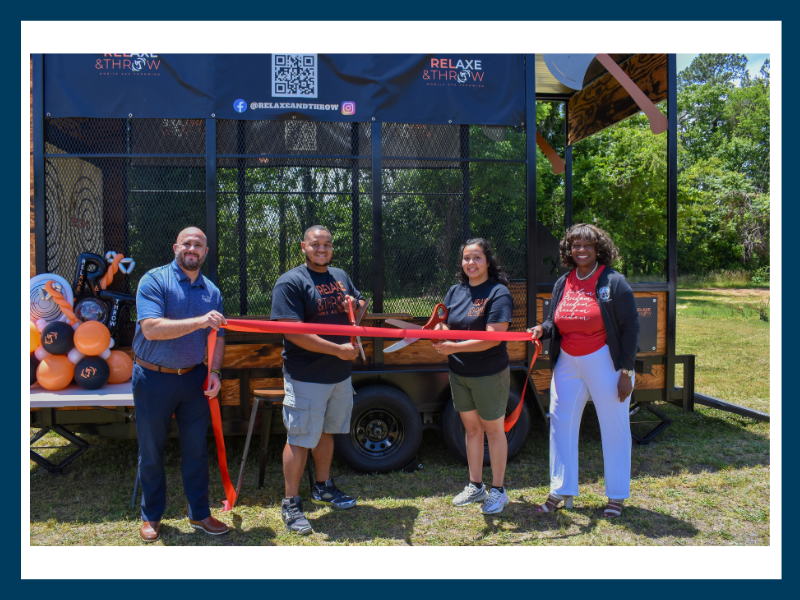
[29, 252, 136, 391]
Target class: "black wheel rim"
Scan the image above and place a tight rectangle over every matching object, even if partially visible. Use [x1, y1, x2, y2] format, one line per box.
[351, 407, 405, 459]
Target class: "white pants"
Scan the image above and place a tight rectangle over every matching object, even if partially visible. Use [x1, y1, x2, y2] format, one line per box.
[549, 345, 633, 499]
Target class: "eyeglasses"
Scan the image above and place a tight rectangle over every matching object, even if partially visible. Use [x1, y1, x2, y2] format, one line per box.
[571, 242, 595, 251]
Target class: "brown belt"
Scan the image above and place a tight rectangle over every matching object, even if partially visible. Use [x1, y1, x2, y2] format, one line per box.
[134, 357, 200, 375]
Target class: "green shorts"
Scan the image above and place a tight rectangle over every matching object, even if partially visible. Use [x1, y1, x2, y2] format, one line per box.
[449, 367, 510, 422]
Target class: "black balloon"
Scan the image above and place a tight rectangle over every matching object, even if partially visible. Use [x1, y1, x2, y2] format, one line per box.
[74, 356, 110, 390]
[75, 297, 110, 324]
[40, 322, 75, 355]
[30, 354, 40, 385]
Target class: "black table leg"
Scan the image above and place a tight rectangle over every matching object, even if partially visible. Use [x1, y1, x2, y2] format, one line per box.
[29, 425, 91, 473]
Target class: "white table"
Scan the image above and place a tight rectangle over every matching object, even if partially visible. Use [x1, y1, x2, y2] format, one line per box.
[30, 382, 134, 408]
[29, 382, 134, 473]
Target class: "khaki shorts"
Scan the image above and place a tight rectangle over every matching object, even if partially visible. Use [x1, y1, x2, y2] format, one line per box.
[282, 374, 353, 449]
[449, 367, 510, 422]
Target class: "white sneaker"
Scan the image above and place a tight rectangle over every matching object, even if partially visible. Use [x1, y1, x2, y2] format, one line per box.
[480, 488, 509, 515]
[452, 483, 488, 506]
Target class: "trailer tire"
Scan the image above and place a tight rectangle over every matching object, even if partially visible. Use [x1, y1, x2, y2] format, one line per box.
[441, 389, 531, 467]
[334, 385, 422, 474]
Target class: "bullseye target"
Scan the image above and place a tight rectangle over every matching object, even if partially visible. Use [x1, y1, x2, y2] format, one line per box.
[29, 273, 74, 324]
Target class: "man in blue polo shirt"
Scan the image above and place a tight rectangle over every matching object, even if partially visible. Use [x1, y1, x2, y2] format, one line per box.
[132, 227, 229, 542]
[271, 225, 365, 535]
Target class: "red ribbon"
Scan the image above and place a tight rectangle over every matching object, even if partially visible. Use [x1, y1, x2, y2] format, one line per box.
[204, 330, 237, 511]
[204, 319, 541, 511]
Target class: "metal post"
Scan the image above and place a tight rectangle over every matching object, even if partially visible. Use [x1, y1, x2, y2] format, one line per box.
[279, 197, 287, 274]
[32, 54, 46, 275]
[460, 124, 471, 242]
[351, 122, 361, 287]
[205, 118, 218, 284]
[666, 54, 678, 399]
[237, 120, 248, 316]
[564, 102, 573, 231]
[525, 55, 538, 362]
[303, 167, 315, 230]
[371, 121, 384, 367]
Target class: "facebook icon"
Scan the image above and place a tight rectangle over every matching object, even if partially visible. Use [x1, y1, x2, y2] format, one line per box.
[233, 99, 247, 113]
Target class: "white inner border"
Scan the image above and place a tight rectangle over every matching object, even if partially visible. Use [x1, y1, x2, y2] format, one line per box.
[21, 20, 781, 580]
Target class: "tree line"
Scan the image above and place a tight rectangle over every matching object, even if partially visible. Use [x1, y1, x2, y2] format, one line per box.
[536, 53, 770, 277]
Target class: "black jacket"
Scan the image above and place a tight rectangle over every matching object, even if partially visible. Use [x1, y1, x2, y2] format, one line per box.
[540, 267, 640, 371]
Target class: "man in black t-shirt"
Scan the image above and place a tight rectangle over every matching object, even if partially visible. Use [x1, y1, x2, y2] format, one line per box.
[270, 225, 366, 535]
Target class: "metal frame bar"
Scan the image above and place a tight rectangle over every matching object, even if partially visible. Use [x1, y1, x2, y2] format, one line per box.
[205, 118, 218, 283]
[525, 55, 538, 363]
[44, 153, 205, 159]
[460, 124, 471, 242]
[237, 120, 248, 316]
[629, 402, 672, 445]
[351, 122, 361, 287]
[30, 425, 91, 473]
[371, 121, 384, 367]
[33, 54, 46, 275]
[666, 54, 678, 398]
[564, 100, 573, 231]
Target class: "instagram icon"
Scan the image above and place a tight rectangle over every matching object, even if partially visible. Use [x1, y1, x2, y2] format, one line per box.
[341, 101, 356, 115]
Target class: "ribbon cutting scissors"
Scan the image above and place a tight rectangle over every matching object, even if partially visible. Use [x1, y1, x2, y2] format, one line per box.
[384, 303, 448, 353]
[347, 297, 367, 361]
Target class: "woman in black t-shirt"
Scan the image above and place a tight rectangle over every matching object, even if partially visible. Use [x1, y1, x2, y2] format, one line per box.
[433, 238, 514, 515]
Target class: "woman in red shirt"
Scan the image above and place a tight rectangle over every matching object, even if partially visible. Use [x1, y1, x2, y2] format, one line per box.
[529, 224, 639, 518]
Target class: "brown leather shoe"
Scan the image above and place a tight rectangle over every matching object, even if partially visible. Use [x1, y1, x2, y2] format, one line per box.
[140, 521, 161, 542]
[189, 515, 230, 535]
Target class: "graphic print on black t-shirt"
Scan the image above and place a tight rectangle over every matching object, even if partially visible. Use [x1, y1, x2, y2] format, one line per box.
[443, 278, 513, 378]
[270, 265, 363, 384]
[314, 279, 348, 317]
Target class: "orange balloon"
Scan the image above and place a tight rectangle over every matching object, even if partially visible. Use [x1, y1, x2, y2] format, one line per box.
[36, 355, 74, 391]
[29, 321, 40, 353]
[106, 350, 133, 384]
[73, 321, 111, 356]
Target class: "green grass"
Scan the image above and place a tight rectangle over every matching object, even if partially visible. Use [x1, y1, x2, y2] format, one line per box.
[676, 269, 769, 290]
[30, 288, 770, 546]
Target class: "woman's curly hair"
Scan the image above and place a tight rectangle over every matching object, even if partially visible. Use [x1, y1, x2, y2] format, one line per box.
[456, 238, 510, 286]
[559, 223, 619, 270]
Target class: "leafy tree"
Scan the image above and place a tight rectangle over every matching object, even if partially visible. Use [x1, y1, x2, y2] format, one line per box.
[678, 54, 749, 88]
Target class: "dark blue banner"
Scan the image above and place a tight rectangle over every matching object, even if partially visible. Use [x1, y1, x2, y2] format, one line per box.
[44, 54, 525, 126]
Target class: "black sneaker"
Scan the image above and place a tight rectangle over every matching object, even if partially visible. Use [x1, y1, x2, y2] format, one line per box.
[281, 496, 313, 535]
[311, 478, 357, 510]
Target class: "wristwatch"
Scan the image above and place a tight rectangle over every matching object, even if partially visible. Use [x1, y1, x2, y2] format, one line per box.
[211, 369, 221, 377]
[621, 368, 634, 378]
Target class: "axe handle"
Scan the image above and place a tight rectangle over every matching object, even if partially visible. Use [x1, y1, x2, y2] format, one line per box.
[535, 132, 566, 175]
[595, 53, 668, 135]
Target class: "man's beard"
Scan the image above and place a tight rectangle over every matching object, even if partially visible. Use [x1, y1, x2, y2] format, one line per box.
[176, 251, 204, 272]
[306, 253, 332, 267]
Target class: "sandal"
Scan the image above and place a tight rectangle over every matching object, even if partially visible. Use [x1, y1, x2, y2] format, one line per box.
[603, 499, 624, 518]
[535, 493, 573, 513]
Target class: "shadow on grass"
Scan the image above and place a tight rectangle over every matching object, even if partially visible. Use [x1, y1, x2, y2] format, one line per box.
[478, 503, 700, 541]
[153, 523, 279, 546]
[308, 504, 420, 543]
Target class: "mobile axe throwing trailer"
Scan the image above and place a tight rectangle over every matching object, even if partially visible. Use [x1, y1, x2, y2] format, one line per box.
[31, 53, 709, 474]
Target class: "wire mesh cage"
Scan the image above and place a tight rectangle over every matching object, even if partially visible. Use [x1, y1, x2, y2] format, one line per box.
[41, 117, 530, 346]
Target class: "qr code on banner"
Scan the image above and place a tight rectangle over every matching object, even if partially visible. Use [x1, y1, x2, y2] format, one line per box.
[272, 54, 318, 98]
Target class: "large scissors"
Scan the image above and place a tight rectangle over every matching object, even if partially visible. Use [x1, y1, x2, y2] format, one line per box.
[347, 297, 367, 361]
[384, 303, 448, 353]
